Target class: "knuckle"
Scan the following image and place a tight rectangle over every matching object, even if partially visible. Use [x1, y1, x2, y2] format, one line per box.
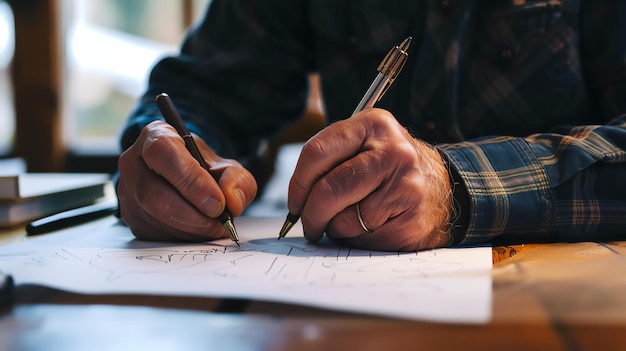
[175, 168, 206, 194]
[336, 163, 358, 188]
[397, 140, 418, 158]
[142, 136, 176, 164]
[362, 108, 394, 122]
[301, 137, 327, 161]
[143, 188, 177, 217]
[117, 150, 132, 171]
[290, 170, 311, 195]
[315, 175, 341, 203]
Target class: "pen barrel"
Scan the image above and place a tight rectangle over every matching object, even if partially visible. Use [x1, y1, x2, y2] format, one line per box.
[352, 73, 388, 115]
[156, 92, 239, 243]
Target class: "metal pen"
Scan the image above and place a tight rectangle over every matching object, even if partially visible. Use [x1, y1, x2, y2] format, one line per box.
[277, 36, 412, 239]
[156, 93, 240, 247]
[26, 201, 118, 236]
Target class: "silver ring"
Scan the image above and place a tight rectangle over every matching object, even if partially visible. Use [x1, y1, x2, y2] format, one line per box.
[356, 202, 371, 233]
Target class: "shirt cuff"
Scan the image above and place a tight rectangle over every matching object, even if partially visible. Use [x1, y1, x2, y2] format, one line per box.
[438, 138, 553, 246]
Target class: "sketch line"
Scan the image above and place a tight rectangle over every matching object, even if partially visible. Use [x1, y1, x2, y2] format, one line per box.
[62, 249, 84, 261]
[265, 257, 278, 275]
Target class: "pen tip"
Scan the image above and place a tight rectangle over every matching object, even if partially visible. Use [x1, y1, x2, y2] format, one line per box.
[277, 213, 298, 240]
[223, 220, 240, 245]
[399, 37, 412, 52]
[277, 226, 289, 239]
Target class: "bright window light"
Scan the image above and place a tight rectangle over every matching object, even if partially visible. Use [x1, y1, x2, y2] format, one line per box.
[62, 0, 200, 153]
[0, 2, 15, 155]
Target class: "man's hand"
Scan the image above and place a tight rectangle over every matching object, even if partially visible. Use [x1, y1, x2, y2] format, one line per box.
[288, 109, 452, 251]
[116, 121, 257, 241]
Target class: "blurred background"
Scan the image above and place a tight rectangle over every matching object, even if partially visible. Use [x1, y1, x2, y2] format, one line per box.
[0, 0, 324, 211]
[61, 0, 211, 153]
[0, 0, 211, 172]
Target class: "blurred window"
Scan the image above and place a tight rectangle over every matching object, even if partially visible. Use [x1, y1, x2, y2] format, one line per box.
[62, 0, 210, 154]
[0, 2, 15, 155]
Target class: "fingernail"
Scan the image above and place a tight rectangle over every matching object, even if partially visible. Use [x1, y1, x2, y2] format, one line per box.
[234, 187, 246, 205]
[202, 196, 221, 217]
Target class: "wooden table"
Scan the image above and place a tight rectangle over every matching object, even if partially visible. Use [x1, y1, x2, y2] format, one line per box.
[1, 218, 625, 351]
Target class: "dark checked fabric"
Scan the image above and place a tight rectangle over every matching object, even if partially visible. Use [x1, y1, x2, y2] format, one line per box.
[121, 0, 626, 246]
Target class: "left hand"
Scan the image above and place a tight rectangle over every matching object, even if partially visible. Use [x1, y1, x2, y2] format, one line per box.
[116, 121, 257, 241]
[287, 108, 453, 251]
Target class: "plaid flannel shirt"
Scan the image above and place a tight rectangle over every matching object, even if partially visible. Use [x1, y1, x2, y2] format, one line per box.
[121, 0, 626, 246]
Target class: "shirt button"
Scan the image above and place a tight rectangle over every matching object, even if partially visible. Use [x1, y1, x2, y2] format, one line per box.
[425, 121, 436, 130]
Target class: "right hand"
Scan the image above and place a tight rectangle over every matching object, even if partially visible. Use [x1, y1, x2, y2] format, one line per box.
[287, 109, 453, 251]
[116, 121, 257, 241]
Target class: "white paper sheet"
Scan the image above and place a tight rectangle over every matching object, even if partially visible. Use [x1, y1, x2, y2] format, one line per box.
[0, 217, 492, 323]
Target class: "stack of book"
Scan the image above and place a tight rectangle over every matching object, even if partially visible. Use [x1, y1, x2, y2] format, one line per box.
[0, 173, 111, 227]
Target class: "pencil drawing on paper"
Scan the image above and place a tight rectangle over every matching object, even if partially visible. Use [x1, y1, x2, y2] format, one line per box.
[3, 232, 492, 323]
[71, 238, 464, 287]
[18, 237, 465, 289]
[1, 218, 492, 323]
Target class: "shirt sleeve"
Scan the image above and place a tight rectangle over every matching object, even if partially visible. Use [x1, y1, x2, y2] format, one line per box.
[439, 2, 626, 245]
[440, 116, 626, 245]
[120, 0, 314, 161]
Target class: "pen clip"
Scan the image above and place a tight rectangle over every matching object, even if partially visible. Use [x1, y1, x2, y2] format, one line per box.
[376, 37, 411, 102]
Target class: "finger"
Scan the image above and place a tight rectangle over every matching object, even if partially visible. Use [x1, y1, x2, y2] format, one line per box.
[191, 137, 258, 216]
[118, 185, 222, 242]
[337, 217, 417, 251]
[324, 192, 402, 240]
[208, 158, 258, 216]
[324, 203, 367, 240]
[287, 110, 377, 216]
[142, 122, 226, 218]
[325, 165, 428, 239]
[325, 198, 382, 240]
[301, 146, 394, 242]
[327, 141, 453, 251]
[118, 148, 226, 238]
[296, 110, 415, 242]
[340, 210, 449, 251]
